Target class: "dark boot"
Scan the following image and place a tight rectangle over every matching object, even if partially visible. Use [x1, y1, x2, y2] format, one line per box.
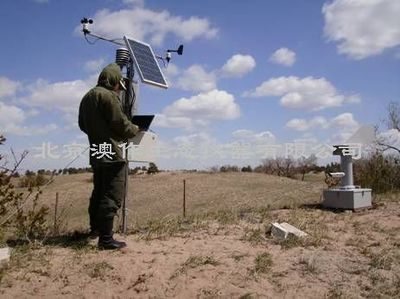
[88, 229, 99, 239]
[98, 218, 126, 250]
[88, 215, 99, 239]
[89, 216, 99, 239]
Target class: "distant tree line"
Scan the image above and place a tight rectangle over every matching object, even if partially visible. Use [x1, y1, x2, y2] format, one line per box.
[210, 155, 323, 181]
[209, 152, 400, 193]
[17, 162, 162, 178]
[129, 163, 159, 175]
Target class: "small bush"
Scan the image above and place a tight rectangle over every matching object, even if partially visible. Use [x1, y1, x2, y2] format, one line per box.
[251, 252, 273, 275]
[19, 173, 49, 188]
[354, 153, 400, 193]
[147, 162, 159, 174]
[254, 157, 300, 179]
[241, 165, 253, 172]
[14, 191, 50, 241]
[1, 135, 50, 243]
[220, 165, 239, 172]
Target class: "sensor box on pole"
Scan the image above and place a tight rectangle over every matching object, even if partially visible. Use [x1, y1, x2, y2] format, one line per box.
[127, 131, 157, 163]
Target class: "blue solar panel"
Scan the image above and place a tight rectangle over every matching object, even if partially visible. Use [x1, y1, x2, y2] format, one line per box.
[124, 37, 168, 89]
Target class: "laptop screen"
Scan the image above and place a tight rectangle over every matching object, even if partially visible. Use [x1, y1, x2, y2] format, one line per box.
[131, 115, 155, 131]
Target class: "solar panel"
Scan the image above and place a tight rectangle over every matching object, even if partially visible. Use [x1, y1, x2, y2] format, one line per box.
[124, 36, 168, 89]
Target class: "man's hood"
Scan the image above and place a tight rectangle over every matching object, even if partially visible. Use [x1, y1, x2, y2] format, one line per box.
[97, 63, 122, 90]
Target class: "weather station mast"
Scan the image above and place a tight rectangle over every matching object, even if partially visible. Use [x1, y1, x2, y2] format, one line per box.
[80, 17, 184, 233]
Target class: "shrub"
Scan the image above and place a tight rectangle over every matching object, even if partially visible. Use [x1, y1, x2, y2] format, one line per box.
[0, 134, 50, 242]
[220, 165, 239, 172]
[147, 162, 159, 174]
[19, 173, 48, 188]
[354, 152, 400, 193]
[241, 165, 253, 172]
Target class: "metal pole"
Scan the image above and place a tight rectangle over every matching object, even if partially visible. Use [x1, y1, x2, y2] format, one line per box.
[121, 57, 135, 234]
[183, 179, 186, 218]
[122, 160, 128, 234]
[340, 154, 354, 189]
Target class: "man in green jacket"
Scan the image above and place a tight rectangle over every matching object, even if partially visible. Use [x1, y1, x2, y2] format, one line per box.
[79, 63, 139, 250]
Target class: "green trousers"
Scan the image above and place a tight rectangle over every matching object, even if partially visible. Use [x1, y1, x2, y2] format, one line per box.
[89, 162, 127, 230]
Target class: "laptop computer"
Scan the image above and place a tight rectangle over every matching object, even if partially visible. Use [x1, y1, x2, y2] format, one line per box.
[131, 115, 155, 131]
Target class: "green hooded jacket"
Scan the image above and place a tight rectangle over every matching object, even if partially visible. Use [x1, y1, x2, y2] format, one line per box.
[78, 63, 139, 165]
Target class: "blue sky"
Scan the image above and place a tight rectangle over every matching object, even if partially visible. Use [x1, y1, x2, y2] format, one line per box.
[0, 0, 399, 170]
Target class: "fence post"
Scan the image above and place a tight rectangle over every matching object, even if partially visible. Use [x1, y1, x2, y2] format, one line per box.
[54, 192, 59, 235]
[183, 179, 186, 218]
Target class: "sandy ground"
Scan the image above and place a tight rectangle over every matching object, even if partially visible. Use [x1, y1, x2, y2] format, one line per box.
[0, 194, 399, 298]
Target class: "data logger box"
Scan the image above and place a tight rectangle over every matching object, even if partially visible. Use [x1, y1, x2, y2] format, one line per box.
[127, 131, 157, 163]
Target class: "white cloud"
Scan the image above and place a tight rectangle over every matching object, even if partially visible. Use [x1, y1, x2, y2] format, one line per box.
[157, 132, 220, 169]
[330, 112, 359, 129]
[173, 55, 255, 92]
[173, 132, 216, 145]
[232, 129, 275, 144]
[22, 77, 95, 127]
[170, 55, 257, 92]
[286, 116, 328, 131]
[163, 63, 180, 78]
[269, 48, 296, 66]
[286, 113, 359, 132]
[24, 78, 92, 110]
[79, 7, 218, 46]
[26, 108, 40, 117]
[4, 123, 58, 136]
[0, 102, 25, 125]
[164, 89, 240, 120]
[326, 114, 362, 145]
[155, 89, 240, 129]
[323, 0, 400, 59]
[176, 65, 216, 92]
[0, 77, 21, 98]
[245, 76, 360, 111]
[0, 102, 57, 136]
[328, 132, 354, 144]
[84, 58, 106, 73]
[153, 114, 195, 129]
[157, 129, 279, 169]
[220, 54, 256, 78]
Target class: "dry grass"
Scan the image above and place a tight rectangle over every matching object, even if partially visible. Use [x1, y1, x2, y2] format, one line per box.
[171, 255, 219, 279]
[298, 255, 320, 275]
[28, 171, 323, 232]
[84, 261, 114, 280]
[241, 228, 266, 245]
[250, 252, 273, 276]
[368, 248, 398, 270]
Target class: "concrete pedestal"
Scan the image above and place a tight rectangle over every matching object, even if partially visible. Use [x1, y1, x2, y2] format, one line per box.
[322, 188, 372, 210]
